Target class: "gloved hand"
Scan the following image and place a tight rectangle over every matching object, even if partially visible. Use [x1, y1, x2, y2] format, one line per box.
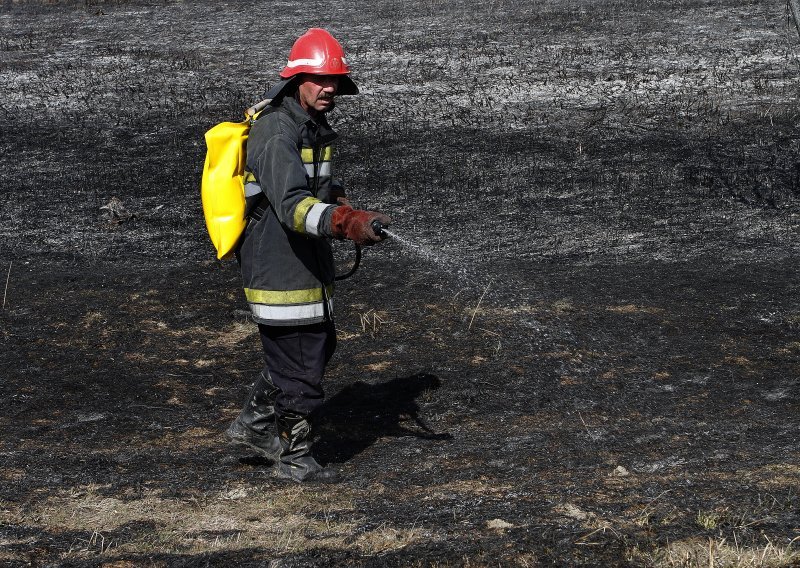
[330, 205, 391, 246]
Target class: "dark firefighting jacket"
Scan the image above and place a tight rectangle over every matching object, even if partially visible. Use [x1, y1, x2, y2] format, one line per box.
[239, 96, 342, 326]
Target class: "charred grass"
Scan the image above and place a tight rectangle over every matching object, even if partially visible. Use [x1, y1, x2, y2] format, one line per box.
[2, 0, 800, 566]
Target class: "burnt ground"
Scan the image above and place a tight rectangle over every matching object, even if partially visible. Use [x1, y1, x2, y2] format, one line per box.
[1, 0, 799, 566]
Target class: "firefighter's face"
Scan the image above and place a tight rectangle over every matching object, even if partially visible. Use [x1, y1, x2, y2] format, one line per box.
[296, 74, 339, 115]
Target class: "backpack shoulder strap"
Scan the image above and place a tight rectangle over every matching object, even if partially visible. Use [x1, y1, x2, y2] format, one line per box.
[243, 102, 304, 223]
[245, 98, 272, 118]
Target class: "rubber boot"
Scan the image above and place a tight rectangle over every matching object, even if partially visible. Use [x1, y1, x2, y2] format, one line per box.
[276, 413, 338, 483]
[224, 372, 281, 459]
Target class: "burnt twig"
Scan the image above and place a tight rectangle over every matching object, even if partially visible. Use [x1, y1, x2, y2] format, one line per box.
[2, 261, 11, 310]
[468, 281, 492, 330]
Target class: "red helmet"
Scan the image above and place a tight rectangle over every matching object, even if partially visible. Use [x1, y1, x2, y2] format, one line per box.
[280, 28, 358, 95]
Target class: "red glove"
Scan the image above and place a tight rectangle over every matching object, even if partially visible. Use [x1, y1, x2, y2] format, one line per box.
[330, 205, 391, 246]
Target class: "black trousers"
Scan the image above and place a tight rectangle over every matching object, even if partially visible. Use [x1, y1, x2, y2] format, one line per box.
[258, 321, 336, 418]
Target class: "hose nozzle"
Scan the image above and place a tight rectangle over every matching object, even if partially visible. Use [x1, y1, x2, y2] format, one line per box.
[371, 219, 389, 238]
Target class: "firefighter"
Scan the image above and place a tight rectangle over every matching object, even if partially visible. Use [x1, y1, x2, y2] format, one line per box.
[224, 28, 391, 482]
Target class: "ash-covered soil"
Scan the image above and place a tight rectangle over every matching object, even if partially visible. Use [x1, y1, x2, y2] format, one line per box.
[1, 0, 799, 566]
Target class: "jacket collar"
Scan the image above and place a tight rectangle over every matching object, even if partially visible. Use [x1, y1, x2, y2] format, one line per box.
[280, 97, 337, 142]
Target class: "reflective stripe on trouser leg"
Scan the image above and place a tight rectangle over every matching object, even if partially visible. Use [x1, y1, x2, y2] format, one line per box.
[258, 321, 336, 417]
[249, 300, 332, 323]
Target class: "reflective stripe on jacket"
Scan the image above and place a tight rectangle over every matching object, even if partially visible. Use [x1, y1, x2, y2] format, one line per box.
[238, 96, 342, 326]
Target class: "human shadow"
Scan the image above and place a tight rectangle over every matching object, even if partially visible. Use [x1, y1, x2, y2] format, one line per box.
[315, 372, 452, 464]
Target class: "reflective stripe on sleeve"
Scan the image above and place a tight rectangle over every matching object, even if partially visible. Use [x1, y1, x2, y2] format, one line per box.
[293, 197, 321, 233]
[305, 203, 333, 236]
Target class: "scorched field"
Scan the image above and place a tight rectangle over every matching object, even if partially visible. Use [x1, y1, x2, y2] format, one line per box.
[0, 0, 799, 566]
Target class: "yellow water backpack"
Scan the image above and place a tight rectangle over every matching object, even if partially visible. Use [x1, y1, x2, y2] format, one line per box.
[201, 98, 272, 260]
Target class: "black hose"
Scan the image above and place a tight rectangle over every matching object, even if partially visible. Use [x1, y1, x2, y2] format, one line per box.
[334, 221, 387, 280]
[334, 243, 362, 281]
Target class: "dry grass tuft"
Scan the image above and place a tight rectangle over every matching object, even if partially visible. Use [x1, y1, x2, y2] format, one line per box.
[18, 484, 429, 560]
[606, 304, 666, 315]
[629, 536, 800, 567]
[355, 522, 422, 554]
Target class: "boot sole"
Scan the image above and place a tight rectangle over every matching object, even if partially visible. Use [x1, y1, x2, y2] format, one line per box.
[275, 463, 340, 484]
